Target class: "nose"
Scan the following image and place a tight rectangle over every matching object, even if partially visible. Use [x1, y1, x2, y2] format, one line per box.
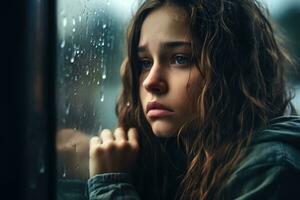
[142, 63, 168, 95]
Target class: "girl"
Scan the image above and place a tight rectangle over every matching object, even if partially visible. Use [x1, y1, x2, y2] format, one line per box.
[88, 0, 300, 199]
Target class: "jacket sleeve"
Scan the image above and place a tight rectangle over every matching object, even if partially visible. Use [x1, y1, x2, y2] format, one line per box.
[88, 173, 141, 200]
[57, 179, 89, 200]
[223, 164, 300, 200]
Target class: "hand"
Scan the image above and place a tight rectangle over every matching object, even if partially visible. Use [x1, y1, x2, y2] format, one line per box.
[56, 129, 90, 179]
[89, 127, 139, 177]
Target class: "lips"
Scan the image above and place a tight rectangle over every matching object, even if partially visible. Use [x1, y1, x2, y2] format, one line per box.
[146, 102, 174, 118]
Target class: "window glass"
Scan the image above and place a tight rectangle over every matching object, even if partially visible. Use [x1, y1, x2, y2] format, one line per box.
[56, 0, 140, 198]
[54, 0, 299, 199]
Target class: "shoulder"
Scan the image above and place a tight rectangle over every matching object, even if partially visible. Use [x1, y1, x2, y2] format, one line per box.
[223, 117, 300, 199]
[235, 140, 300, 174]
[237, 115, 300, 173]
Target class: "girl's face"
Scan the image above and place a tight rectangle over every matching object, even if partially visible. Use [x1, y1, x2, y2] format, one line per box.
[138, 5, 201, 137]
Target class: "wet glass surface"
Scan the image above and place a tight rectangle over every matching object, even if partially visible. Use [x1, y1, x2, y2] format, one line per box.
[55, 0, 140, 199]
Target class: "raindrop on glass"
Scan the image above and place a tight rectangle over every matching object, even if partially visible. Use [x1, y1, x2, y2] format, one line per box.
[62, 166, 67, 178]
[63, 17, 67, 27]
[60, 40, 65, 48]
[39, 165, 45, 174]
[102, 73, 106, 80]
[70, 57, 75, 63]
[102, 24, 107, 29]
[66, 103, 71, 115]
[72, 17, 76, 26]
[86, 70, 89, 75]
[72, 28, 76, 32]
[78, 15, 82, 22]
[97, 81, 100, 85]
[100, 94, 104, 102]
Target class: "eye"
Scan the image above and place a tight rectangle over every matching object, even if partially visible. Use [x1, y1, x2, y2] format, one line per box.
[138, 59, 153, 70]
[172, 54, 191, 66]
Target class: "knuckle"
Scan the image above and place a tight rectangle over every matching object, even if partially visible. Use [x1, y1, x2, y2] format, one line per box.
[103, 141, 116, 152]
[90, 145, 103, 157]
[117, 141, 130, 150]
[131, 143, 140, 153]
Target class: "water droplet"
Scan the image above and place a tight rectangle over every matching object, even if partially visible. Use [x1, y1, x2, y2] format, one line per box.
[102, 24, 107, 29]
[78, 15, 82, 22]
[70, 57, 75, 63]
[102, 74, 106, 80]
[63, 17, 67, 27]
[72, 18, 76, 26]
[86, 70, 89, 75]
[101, 41, 105, 46]
[76, 50, 80, 54]
[66, 103, 71, 115]
[72, 28, 76, 32]
[60, 40, 65, 48]
[62, 168, 67, 178]
[97, 81, 100, 85]
[74, 75, 78, 81]
[126, 102, 130, 107]
[39, 165, 45, 174]
[100, 94, 104, 102]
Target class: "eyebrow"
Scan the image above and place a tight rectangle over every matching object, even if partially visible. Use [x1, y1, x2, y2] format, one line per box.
[137, 41, 191, 53]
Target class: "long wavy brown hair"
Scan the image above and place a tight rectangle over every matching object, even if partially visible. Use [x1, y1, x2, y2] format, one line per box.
[116, 0, 297, 199]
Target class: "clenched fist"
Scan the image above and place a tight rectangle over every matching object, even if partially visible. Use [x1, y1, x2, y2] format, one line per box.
[89, 127, 139, 177]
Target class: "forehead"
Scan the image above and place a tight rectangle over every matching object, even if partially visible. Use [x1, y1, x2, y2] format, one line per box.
[138, 5, 191, 46]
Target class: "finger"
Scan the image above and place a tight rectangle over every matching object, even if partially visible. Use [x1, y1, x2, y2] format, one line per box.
[114, 127, 127, 141]
[128, 128, 139, 148]
[90, 136, 101, 146]
[100, 129, 114, 143]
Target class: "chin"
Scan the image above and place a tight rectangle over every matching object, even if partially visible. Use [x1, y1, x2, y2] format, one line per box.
[151, 121, 178, 138]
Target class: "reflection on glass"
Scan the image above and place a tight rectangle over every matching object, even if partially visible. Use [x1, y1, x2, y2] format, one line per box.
[56, 0, 139, 199]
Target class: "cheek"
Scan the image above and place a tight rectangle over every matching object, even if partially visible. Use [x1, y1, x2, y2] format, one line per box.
[139, 85, 146, 110]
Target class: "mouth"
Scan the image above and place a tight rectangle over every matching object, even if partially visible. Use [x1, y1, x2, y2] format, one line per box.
[146, 102, 174, 118]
